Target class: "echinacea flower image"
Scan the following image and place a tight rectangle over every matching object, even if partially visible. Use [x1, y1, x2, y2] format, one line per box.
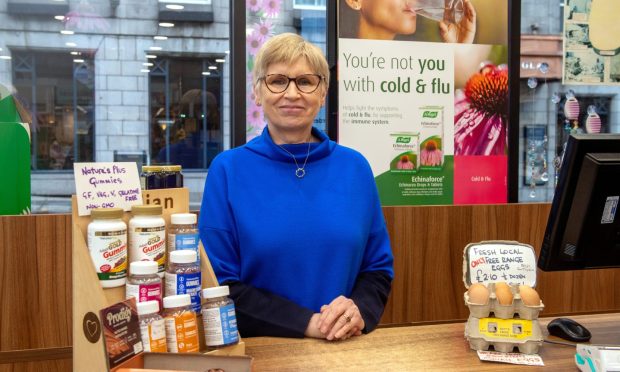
[253, 19, 273, 42]
[264, 0, 282, 18]
[247, 102, 264, 128]
[396, 155, 414, 170]
[247, 0, 263, 12]
[247, 32, 263, 56]
[454, 63, 508, 156]
[421, 140, 443, 166]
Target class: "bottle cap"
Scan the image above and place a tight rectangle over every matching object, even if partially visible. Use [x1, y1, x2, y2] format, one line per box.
[130, 260, 158, 275]
[137, 300, 159, 315]
[163, 294, 191, 309]
[202, 285, 229, 299]
[169, 250, 197, 264]
[91, 208, 124, 219]
[131, 204, 163, 216]
[171, 213, 197, 225]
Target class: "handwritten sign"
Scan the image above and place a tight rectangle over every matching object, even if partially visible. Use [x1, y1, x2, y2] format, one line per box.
[74, 162, 142, 216]
[477, 351, 544, 366]
[465, 242, 537, 287]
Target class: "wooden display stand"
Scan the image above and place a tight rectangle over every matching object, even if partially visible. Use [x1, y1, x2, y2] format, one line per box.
[72, 188, 245, 372]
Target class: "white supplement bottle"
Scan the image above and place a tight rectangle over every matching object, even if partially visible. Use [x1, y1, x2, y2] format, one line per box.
[129, 204, 166, 277]
[126, 261, 162, 308]
[87, 208, 127, 288]
[137, 300, 167, 352]
[168, 213, 200, 264]
[201, 285, 239, 348]
[165, 250, 201, 313]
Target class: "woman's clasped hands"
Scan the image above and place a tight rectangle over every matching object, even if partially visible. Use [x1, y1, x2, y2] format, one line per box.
[305, 296, 365, 341]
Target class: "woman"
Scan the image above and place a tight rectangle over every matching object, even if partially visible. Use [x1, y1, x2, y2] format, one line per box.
[344, 0, 477, 43]
[199, 33, 393, 341]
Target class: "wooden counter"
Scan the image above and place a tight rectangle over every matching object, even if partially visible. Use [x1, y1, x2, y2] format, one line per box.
[244, 313, 620, 371]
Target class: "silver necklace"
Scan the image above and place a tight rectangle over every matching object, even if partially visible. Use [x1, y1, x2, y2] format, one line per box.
[278, 141, 311, 178]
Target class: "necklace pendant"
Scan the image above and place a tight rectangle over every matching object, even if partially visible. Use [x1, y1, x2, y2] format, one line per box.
[295, 168, 305, 178]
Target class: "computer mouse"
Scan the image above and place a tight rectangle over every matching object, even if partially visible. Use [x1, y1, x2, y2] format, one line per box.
[547, 317, 592, 342]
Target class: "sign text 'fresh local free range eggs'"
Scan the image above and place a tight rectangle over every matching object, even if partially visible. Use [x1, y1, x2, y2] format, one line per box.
[73, 162, 142, 216]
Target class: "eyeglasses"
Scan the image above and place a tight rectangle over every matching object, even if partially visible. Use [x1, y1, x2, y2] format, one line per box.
[260, 74, 324, 94]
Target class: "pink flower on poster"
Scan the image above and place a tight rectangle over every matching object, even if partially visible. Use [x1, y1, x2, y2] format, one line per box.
[247, 32, 264, 56]
[420, 140, 443, 166]
[247, 103, 264, 128]
[454, 64, 508, 156]
[247, 0, 263, 12]
[253, 19, 274, 42]
[263, 0, 281, 18]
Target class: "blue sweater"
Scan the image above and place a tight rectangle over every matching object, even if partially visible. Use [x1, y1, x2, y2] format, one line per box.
[199, 127, 394, 336]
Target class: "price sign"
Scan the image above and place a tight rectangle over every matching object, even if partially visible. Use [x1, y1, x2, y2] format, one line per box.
[466, 242, 537, 286]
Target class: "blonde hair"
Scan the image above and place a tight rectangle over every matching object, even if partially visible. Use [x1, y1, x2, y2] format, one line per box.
[252, 33, 330, 88]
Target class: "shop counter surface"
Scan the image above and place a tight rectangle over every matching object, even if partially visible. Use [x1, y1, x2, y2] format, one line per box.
[244, 312, 620, 371]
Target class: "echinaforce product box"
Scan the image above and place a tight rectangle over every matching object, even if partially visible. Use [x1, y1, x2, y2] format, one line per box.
[462, 241, 545, 354]
[418, 106, 444, 171]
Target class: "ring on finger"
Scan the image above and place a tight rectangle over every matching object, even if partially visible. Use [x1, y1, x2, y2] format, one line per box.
[343, 314, 352, 323]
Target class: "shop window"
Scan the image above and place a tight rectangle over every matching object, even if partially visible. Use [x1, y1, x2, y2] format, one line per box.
[149, 56, 223, 169]
[12, 50, 95, 170]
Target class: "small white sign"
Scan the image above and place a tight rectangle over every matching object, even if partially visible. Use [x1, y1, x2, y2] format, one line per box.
[477, 350, 544, 366]
[467, 243, 537, 287]
[74, 162, 142, 216]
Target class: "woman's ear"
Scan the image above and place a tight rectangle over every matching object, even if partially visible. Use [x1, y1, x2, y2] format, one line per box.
[344, 0, 362, 10]
[253, 83, 262, 106]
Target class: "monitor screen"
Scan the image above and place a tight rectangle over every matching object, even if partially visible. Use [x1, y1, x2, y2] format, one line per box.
[538, 134, 620, 271]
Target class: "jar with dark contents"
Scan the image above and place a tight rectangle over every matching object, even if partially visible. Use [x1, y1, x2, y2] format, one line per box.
[141, 165, 183, 190]
[161, 165, 183, 188]
[165, 250, 201, 312]
[201, 286, 239, 348]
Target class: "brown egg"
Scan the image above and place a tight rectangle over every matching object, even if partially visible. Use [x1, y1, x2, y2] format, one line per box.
[467, 283, 490, 305]
[519, 285, 541, 306]
[494, 282, 514, 305]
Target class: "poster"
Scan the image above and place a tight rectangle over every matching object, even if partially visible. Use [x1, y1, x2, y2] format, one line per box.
[338, 0, 509, 205]
[563, 0, 620, 85]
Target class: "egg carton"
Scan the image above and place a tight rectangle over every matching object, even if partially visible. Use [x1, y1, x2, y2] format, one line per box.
[465, 316, 543, 355]
[464, 283, 544, 320]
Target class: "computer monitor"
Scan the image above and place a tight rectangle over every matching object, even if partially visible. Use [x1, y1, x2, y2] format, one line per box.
[538, 133, 620, 271]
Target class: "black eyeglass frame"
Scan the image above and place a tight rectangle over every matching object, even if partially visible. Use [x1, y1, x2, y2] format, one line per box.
[259, 73, 326, 94]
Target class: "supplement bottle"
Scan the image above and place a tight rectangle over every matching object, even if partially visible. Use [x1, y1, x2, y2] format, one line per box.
[201, 286, 239, 348]
[168, 213, 200, 264]
[137, 300, 167, 352]
[162, 294, 200, 353]
[129, 204, 166, 277]
[126, 261, 162, 308]
[165, 250, 201, 312]
[87, 208, 127, 288]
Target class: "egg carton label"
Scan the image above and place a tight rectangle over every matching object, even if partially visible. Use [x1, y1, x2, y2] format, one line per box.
[478, 317, 533, 340]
